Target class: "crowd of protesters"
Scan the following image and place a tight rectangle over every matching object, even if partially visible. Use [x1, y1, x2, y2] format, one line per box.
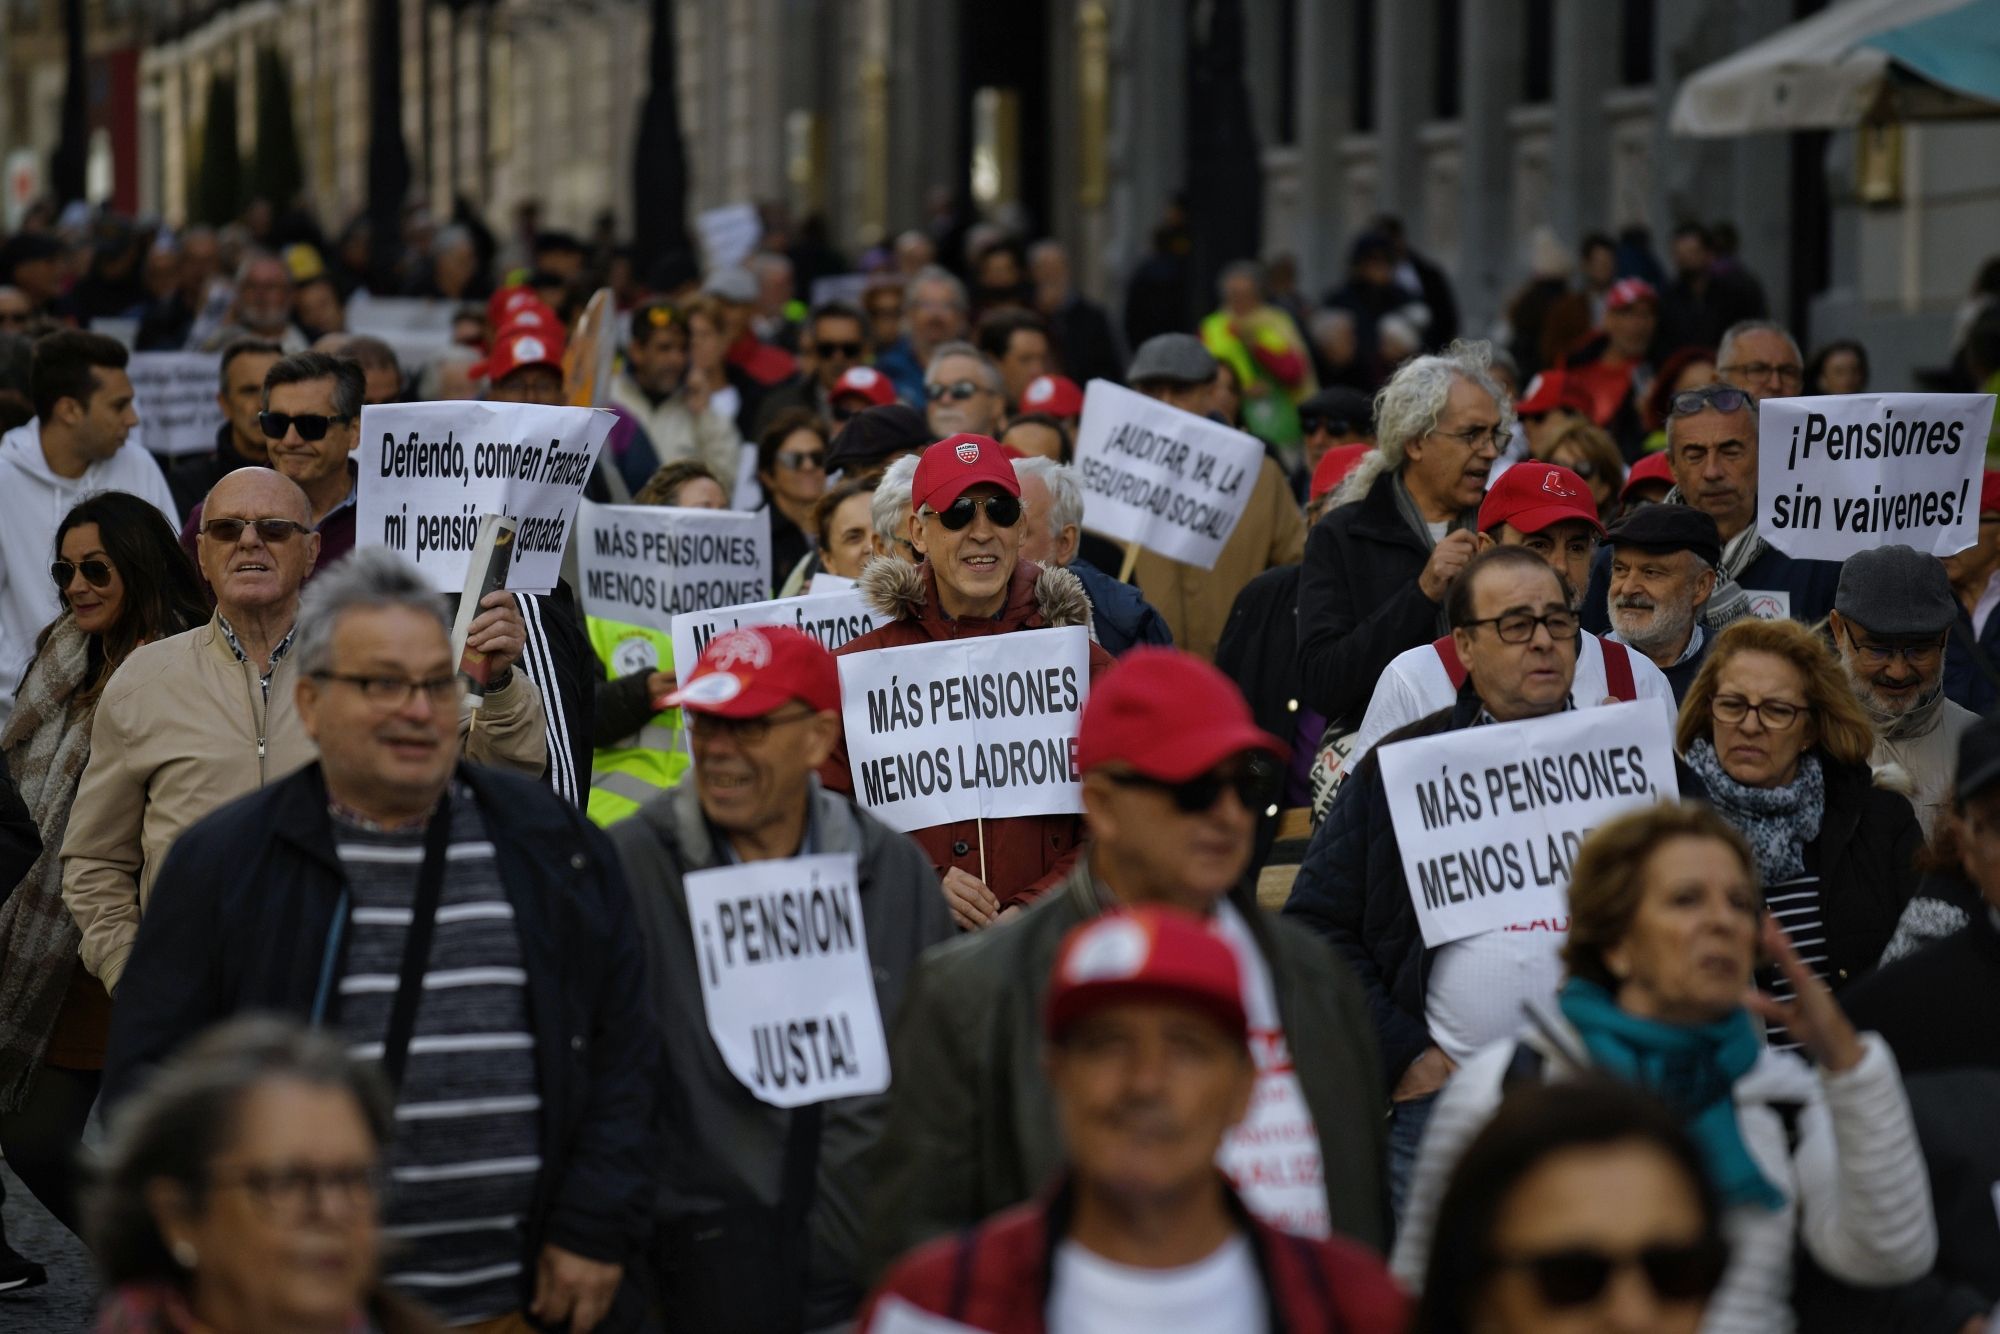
[0, 179, 1997, 1334]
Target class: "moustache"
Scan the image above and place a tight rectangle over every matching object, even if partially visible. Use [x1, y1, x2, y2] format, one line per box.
[1613, 595, 1657, 612]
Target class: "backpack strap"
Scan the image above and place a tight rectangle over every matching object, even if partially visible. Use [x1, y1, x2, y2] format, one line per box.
[1433, 634, 1468, 690]
[1600, 638, 1637, 701]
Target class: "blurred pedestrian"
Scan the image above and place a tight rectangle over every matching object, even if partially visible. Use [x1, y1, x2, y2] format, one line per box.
[755, 408, 830, 591]
[609, 300, 742, 494]
[876, 267, 969, 406]
[923, 342, 1006, 439]
[1200, 260, 1317, 452]
[1715, 320, 1804, 404]
[1806, 339, 1869, 396]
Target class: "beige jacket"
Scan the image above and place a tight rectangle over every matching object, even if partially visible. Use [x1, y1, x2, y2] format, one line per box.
[1871, 695, 1978, 841]
[60, 613, 547, 994]
[608, 370, 742, 485]
[1129, 455, 1306, 661]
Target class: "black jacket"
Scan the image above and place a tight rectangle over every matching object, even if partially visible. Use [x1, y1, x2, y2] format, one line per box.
[1945, 603, 2000, 716]
[1844, 896, 2000, 1075]
[1216, 562, 1307, 862]
[1283, 692, 1711, 1089]
[1783, 754, 1922, 996]
[1297, 469, 1457, 730]
[514, 582, 596, 809]
[0, 748, 38, 906]
[104, 762, 658, 1323]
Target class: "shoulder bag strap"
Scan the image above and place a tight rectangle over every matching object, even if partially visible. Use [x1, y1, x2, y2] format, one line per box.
[381, 797, 453, 1093]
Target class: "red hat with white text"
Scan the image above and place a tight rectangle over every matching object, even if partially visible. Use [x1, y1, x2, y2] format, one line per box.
[911, 433, 1021, 513]
[663, 625, 840, 719]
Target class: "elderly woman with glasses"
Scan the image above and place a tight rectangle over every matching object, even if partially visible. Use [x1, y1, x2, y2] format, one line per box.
[88, 1016, 440, 1334]
[1677, 617, 1922, 1013]
[1394, 803, 1935, 1334]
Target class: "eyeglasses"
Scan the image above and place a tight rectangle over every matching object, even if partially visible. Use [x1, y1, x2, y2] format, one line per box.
[1107, 756, 1280, 815]
[311, 672, 464, 711]
[775, 449, 827, 472]
[1712, 693, 1807, 730]
[258, 411, 355, 441]
[926, 379, 988, 404]
[207, 1162, 380, 1224]
[688, 706, 816, 747]
[51, 559, 113, 589]
[817, 341, 865, 360]
[1670, 385, 1752, 417]
[1842, 628, 1944, 669]
[930, 494, 1023, 531]
[1427, 424, 1507, 452]
[1462, 609, 1581, 644]
[0, 309, 29, 328]
[1489, 1239, 1728, 1309]
[1718, 361, 1803, 386]
[199, 517, 311, 544]
[1560, 458, 1597, 480]
[1300, 415, 1360, 437]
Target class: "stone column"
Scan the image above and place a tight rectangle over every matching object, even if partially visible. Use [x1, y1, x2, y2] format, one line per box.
[1289, 0, 1354, 295]
[1372, 0, 1435, 231]
[1455, 0, 1522, 333]
[1549, 0, 1615, 248]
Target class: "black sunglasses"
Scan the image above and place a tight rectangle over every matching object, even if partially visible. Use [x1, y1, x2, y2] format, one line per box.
[1491, 1240, 1728, 1309]
[926, 379, 987, 403]
[1107, 756, 1279, 814]
[259, 411, 355, 441]
[817, 341, 865, 359]
[1300, 415, 1359, 436]
[200, 517, 311, 544]
[51, 559, 113, 589]
[933, 494, 1023, 531]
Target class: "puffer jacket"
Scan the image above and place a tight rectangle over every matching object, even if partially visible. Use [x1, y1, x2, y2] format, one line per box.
[819, 558, 1114, 908]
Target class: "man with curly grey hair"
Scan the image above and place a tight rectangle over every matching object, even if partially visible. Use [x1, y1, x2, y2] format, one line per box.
[1296, 341, 1512, 730]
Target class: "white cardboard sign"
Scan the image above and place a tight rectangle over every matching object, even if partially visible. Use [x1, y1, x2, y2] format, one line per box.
[128, 351, 223, 457]
[576, 500, 771, 637]
[356, 400, 610, 594]
[1378, 700, 1680, 949]
[1758, 392, 1994, 561]
[837, 626, 1090, 834]
[670, 587, 877, 677]
[683, 852, 889, 1108]
[1072, 378, 1264, 569]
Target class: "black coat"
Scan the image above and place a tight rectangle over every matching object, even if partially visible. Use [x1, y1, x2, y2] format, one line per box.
[1296, 469, 1452, 730]
[0, 748, 39, 906]
[104, 762, 658, 1324]
[1844, 896, 2000, 1075]
[1216, 562, 1307, 863]
[1780, 755, 1922, 995]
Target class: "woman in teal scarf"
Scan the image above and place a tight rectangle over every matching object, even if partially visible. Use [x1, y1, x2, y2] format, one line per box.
[1391, 802, 1935, 1334]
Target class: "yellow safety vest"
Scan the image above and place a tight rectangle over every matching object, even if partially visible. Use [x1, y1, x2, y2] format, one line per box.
[585, 616, 690, 827]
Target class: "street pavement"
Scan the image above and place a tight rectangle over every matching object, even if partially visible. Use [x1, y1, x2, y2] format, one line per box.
[0, 1162, 93, 1331]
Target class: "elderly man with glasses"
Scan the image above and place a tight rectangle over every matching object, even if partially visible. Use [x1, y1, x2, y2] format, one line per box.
[922, 341, 1007, 440]
[61, 476, 548, 998]
[1581, 380, 1842, 635]
[1715, 319, 1806, 403]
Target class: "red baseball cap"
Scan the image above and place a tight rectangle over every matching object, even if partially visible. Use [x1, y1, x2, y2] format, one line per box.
[492, 303, 562, 341]
[1479, 462, 1605, 537]
[912, 434, 1021, 513]
[1309, 443, 1373, 503]
[663, 625, 839, 719]
[487, 285, 542, 327]
[1620, 450, 1675, 501]
[1605, 278, 1658, 312]
[1982, 469, 2000, 517]
[473, 326, 564, 383]
[831, 365, 897, 408]
[1020, 374, 1084, 417]
[1044, 907, 1247, 1044]
[1514, 369, 1597, 419]
[1077, 647, 1284, 783]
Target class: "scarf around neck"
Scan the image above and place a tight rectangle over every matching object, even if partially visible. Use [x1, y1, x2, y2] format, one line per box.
[1559, 978, 1786, 1211]
[1683, 738, 1825, 884]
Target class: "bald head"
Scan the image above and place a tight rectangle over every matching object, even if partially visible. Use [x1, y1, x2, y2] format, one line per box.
[199, 467, 321, 618]
[205, 466, 311, 525]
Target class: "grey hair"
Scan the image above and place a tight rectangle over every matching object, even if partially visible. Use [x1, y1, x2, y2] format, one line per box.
[906, 264, 968, 311]
[871, 453, 920, 548]
[234, 249, 289, 287]
[1664, 382, 1760, 452]
[433, 224, 474, 255]
[1013, 455, 1084, 551]
[925, 339, 1003, 394]
[293, 546, 452, 678]
[1717, 319, 1801, 371]
[1217, 258, 1264, 297]
[1336, 339, 1516, 505]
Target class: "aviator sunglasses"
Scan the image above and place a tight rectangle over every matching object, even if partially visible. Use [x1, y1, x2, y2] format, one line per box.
[933, 494, 1023, 531]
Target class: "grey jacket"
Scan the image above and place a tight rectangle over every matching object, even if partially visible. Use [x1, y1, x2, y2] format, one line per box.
[606, 777, 948, 1326]
[861, 855, 1391, 1279]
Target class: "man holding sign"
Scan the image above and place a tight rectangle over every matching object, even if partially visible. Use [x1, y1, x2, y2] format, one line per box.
[606, 626, 947, 1330]
[1286, 545, 1707, 1217]
[821, 434, 1113, 924]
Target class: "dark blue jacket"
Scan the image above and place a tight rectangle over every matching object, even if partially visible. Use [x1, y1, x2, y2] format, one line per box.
[1068, 556, 1174, 657]
[104, 762, 658, 1325]
[1945, 605, 2000, 715]
[1283, 691, 1711, 1090]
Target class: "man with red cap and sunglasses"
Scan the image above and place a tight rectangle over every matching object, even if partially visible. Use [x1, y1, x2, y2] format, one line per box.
[864, 647, 1388, 1274]
[821, 433, 1115, 928]
[605, 626, 949, 1331]
[860, 906, 1405, 1334]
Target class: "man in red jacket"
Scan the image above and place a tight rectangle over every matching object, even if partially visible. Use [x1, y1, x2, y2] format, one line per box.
[821, 433, 1113, 928]
[858, 907, 1407, 1334]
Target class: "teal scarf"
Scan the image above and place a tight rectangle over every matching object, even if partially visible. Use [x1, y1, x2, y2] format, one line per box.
[1558, 978, 1786, 1211]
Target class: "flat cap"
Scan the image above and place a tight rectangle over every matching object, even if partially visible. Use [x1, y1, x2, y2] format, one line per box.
[1605, 504, 1721, 569]
[827, 403, 932, 475]
[1127, 332, 1218, 386]
[1835, 544, 1957, 639]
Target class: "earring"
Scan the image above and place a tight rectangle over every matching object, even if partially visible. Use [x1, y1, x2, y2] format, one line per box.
[170, 1239, 198, 1269]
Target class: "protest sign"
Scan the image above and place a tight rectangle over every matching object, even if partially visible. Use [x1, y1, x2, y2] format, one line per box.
[577, 500, 771, 638]
[563, 288, 618, 408]
[837, 626, 1090, 834]
[127, 351, 223, 456]
[345, 292, 459, 368]
[670, 586, 875, 675]
[1759, 392, 1995, 561]
[1378, 700, 1679, 949]
[1072, 378, 1264, 569]
[697, 202, 762, 271]
[356, 400, 610, 594]
[683, 852, 889, 1108]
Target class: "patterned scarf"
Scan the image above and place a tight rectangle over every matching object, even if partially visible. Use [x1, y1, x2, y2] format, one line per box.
[0, 617, 98, 1112]
[1683, 738, 1825, 884]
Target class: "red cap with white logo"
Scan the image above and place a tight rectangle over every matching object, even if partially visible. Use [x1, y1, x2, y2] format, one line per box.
[1045, 907, 1247, 1043]
[911, 433, 1021, 513]
[1605, 277, 1658, 312]
[831, 365, 897, 408]
[663, 625, 840, 719]
[1021, 374, 1084, 418]
[1478, 462, 1604, 537]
